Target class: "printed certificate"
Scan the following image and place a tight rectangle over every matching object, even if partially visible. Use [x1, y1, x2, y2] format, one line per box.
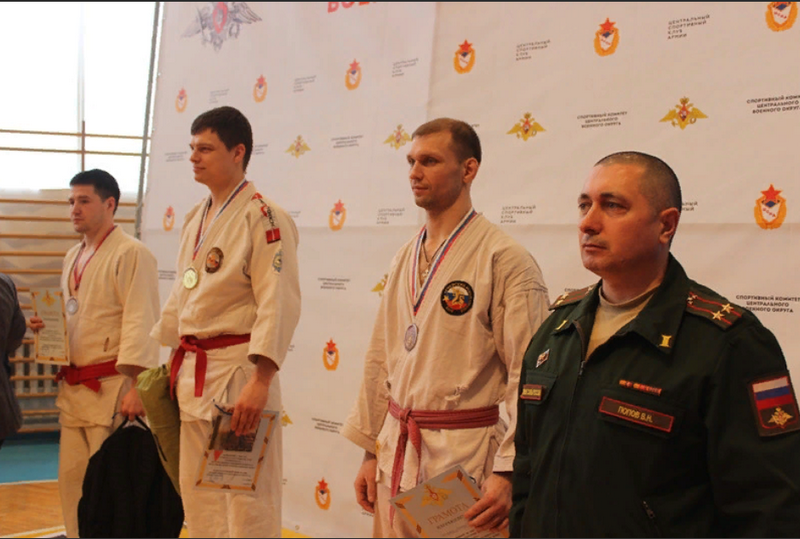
[195, 405, 278, 494]
[30, 288, 69, 366]
[390, 465, 505, 538]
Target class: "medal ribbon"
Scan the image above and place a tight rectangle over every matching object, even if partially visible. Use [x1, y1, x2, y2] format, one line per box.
[410, 209, 477, 315]
[192, 179, 249, 260]
[71, 225, 117, 292]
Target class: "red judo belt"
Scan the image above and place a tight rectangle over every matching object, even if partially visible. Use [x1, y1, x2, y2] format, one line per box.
[169, 334, 251, 398]
[55, 359, 119, 393]
[387, 399, 499, 519]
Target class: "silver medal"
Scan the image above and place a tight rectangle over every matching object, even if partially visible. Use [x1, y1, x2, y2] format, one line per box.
[66, 297, 79, 315]
[404, 323, 419, 351]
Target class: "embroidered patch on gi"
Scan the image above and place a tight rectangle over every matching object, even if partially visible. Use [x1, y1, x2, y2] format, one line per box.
[749, 373, 800, 436]
[536, 349, 550, 368]
[521, 384, 544, 401]
[440, 281, 474, 316]
[619, 379, 663, 397]
[599, 397, 675, 433]
[205, 247, 223, 273]
[272, 250, 283, 274]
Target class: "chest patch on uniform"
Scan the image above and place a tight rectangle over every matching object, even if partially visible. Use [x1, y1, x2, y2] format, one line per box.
[749, 374, 800, 436]
[521, 384, 544, 401]
[205, 247, 223, 273]
[599, 397, 675, 433]
[441, 281, 474, 316]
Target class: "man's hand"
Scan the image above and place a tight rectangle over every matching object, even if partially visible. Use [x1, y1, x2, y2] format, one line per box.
[119, 386, 146, 421]
[354, 452, 378, 513]
[28, 316, 45, 331]
[464, 472, 512, 532]
[231, 356, 277, 436]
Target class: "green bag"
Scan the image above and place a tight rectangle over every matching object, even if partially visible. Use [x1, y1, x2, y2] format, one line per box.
[136, 363, 181, 496]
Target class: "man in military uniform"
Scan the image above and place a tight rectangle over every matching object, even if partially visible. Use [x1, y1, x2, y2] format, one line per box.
[510, 151, 800, 537]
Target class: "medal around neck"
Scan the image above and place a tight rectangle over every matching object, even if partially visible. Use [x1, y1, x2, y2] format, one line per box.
[183, 267, 199, 289]
[66, 297, 79, 315]
[404, 323, 419, 351]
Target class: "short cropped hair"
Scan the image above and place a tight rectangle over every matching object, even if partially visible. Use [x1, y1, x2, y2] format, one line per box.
[69, 169, 121, 214]
[595, 151, 682, 214]
[412, 118, 482, 164]
[191, 106, 254, 172]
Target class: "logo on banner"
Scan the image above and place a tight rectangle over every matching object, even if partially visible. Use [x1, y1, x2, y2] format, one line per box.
[286, 136, 311, 158]
[323, 339, 340, 371]
[454, 40, 476, 74]
[508, 113, 545, 141]
[755, 184, 787, 229]
[421, 484, 452, 507]
[253, 75, 267, 102]
[329, 200, 347, 231]
[766, 2, 797, 31]
[163, 206, 175, 231]
[384, 125, 412, 150]
[183, 2, 262, 52]
[345, 59, 362, 90]
[594, 18, 620, 56]
[281, 409, 292, 427]
[315, 479, 331, 510]
[660, 97, 708, 130]
[372, 274, 388, 296]
[175, 88, 188, 113]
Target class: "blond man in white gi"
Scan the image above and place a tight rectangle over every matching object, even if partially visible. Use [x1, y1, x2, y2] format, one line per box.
[31, 169, 160, 538]
[341, 118, 550, 537]
[151, 106, 300, 538]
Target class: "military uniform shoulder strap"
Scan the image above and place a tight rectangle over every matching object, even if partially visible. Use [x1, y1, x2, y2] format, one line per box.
[549, 284, 595, 310]
[685, 286, 744, 330]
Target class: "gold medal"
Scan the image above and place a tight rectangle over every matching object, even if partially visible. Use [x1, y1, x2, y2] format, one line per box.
[182, 267, 199, 289]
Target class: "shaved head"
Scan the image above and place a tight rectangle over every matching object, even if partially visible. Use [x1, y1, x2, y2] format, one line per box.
[595, 151, 682, 216]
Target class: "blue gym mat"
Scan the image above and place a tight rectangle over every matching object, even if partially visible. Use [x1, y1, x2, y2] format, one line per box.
[0, 433, 59, 483]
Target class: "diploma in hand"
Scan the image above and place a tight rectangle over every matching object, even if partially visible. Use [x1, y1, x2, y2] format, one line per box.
[30, 288, 69, 366]
[390, 465, 504, 538]
[195, 404, 278, 494]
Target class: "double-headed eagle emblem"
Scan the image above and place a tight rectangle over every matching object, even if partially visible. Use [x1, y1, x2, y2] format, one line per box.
[183, 2, 261, 52]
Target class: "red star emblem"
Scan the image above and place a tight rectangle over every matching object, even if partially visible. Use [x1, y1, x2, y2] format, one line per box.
[318, 479, 329, 491]
[761, 184, 782, 203]
[333, 200, 345, 212]
[600, 18, 616, 33]
[257, 75, 266, 87]
[459, 39, 473, 53]
[349, 59, 360, 71]
[178, 88, 186, 98]
[326, 339, 336, 351]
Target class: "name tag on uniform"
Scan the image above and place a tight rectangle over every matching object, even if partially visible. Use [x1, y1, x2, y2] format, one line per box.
[598, 397, 675, 433]
[521, 384, 544, 401]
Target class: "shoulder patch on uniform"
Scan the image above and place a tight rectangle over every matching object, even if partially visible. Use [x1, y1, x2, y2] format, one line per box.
[685, 288, 743, 330]
[550, 285, 595, 310]
[251, 193, 281, 243]
[748, 373, 800, 437]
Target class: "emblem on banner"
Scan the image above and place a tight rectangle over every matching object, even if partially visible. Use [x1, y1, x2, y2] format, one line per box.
[329, 200, 347, 231]
[384, 125, 412, 150]
[660, 97, 708, 130]
[441, 281, 474, 316]
[182, 2, 262, 52]
[163, 206, 175, 231]
[175, 88, 188, 113]
[754, 184, 787, 229]
[372, 274, 388, 296]
[421, 484, 452, 507]
[323, 339, 340, 371]
[508, 113, 545, 141]
[281, 410, 292, 427]
[345, 59, 362, 90]
[286, 136, 311, 158]
[315, 479, 331, 510]
[454, 40, 476, 74]
[766, 2, 797, 31]
[253, 75, 267, 102]
[594, 18, 620, 56]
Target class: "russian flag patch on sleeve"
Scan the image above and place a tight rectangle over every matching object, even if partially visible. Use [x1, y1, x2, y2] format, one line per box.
[749, 373, 800, 436]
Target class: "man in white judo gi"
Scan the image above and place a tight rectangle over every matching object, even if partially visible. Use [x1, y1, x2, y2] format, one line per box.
[31, 169, 160, 538]
[341, 118, 550, 537]
[151, 106, 301, 538]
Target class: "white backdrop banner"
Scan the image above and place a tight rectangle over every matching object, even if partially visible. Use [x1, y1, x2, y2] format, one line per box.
[142, 3, 800, 537]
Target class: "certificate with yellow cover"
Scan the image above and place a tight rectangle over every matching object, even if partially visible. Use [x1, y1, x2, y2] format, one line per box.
[390, 465, 504, 538]
[194, 405, 278, 494]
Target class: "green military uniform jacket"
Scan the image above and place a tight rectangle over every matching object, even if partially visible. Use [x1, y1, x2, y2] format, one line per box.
[510, 255, 800, 537]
